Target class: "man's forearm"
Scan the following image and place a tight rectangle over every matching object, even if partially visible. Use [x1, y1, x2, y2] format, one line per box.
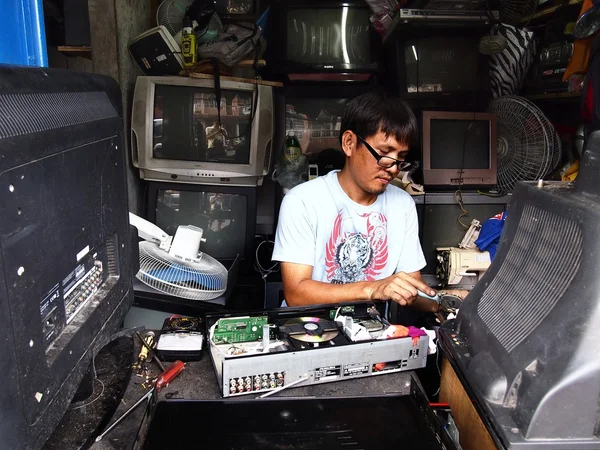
[284, 279, 374, 307]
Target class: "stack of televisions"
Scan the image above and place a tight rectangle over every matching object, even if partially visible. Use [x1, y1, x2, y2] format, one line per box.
[263, 0, 507, 292]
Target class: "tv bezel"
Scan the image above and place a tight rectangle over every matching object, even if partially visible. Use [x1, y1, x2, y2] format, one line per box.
[146, 181, 257, 264]
[131, 76, 274, 187]
[422, 111, 497, 187]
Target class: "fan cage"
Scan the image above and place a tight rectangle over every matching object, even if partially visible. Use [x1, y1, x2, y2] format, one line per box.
[490, 95, 561, 191]
[137, 241, 228, 301]
[157, 0, 195, 36]
[500, 0, 538, 26]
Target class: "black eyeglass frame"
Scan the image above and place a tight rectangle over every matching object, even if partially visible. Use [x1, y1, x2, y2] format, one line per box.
[355, 133, 412, 171]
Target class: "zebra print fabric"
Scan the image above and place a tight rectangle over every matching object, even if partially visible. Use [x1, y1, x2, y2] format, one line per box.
[489, 24, 538, 98]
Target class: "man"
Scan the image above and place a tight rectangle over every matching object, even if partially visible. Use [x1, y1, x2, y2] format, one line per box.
[273, 92, 461, 310]
[205, 120, 226, 149]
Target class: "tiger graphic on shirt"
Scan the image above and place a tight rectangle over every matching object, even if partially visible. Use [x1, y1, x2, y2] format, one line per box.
[324, 209, 389, 284]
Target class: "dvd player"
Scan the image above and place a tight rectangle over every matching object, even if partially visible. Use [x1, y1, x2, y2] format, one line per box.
[206, 303, 430, 398]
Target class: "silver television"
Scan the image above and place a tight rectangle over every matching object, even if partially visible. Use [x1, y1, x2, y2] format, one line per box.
[131, 76, 274, 186]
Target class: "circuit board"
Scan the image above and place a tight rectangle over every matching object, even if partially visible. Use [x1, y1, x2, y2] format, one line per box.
[212, 316, 269, 344]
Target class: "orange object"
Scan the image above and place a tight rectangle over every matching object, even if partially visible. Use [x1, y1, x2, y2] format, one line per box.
[374, 363, 387, 371]
[564, 0, 595, 82]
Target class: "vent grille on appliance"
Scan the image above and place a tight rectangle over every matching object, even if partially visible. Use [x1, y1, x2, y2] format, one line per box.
[106, 234, 120, 277]
[477, 204, 582, 353]
[0, 91, 117, 139]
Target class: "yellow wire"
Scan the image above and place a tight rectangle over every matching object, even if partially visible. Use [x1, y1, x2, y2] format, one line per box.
[454, 190, 470, 229]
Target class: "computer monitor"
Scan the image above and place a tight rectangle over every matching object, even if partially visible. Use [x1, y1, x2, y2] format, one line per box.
[146, 182, 257, 264]
[0, 66, 134, 449]
[131, 76, 274, 187]
[422, 111, 497, 187]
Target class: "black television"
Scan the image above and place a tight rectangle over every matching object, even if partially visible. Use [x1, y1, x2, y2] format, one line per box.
[440, 132, 600, 449]
[384, 27, 491, 108]
[146, 182, 257, 265]
[266, 0, 381, 80]
[0, 66, 134, 449]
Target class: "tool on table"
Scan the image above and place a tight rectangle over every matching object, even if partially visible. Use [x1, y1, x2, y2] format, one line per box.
[94, 360, 185, 442]
[137, 331, 155, 362]
[135, 331, 166, 372]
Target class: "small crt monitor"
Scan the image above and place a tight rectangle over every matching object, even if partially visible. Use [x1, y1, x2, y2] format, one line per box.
[422, 111, 497, 187]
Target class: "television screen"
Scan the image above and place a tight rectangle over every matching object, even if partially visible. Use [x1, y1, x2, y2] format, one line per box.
[286, 7, 371, 66]
[422, 111, 496, 187]
[285, 97, 348, 155]
[405, 37, 480, 95]
[154, 188, 252, 261]
[153, 85, 253, 164]
[430, 119, 491, 170]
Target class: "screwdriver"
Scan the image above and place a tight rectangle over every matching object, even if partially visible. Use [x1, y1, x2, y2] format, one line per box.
[94, 360, 185, 442]
[136, 331, 156, 365]
[417, 289, 440, 304]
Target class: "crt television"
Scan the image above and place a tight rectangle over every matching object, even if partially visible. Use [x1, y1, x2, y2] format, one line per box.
[267, 0, 380, 79]
[422, 111, 497, 187]
[146, 182, 257, 264]
[0, 66, 134, 449]
[384, 29, 491, 108]
[440, 133, 600, 449]
[131, 76, 274, 187]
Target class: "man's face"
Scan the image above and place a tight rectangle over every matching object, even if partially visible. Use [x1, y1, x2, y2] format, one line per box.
[346, 130, 409, 196]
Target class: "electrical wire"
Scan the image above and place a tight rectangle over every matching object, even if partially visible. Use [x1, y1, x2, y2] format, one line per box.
[68, 378, 106, 411]
[254, 237, 280, 308]
[454, 119, 474, 230]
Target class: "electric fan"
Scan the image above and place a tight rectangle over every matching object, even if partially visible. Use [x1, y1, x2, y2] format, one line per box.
[498, 0, 538, 27]
[129, 213, 228, 301]
[156, 0, 195, 36]
[489, 96, 562, 192]
[157, 0, 223, 45]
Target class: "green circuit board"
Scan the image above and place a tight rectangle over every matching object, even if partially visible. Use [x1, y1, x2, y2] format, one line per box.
[213, 316, 269, 344]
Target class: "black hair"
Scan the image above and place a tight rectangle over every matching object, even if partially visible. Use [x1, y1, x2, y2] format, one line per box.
[339, 92, 418, 148]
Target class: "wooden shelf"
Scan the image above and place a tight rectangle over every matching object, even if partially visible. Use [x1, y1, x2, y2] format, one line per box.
[523, 0, 583, 22]
[58, 46, 92, 59]
[525, 91, 581, 100]
[188, 72, 283, 87]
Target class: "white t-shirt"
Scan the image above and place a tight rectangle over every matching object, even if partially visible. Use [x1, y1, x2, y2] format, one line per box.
[272, 170, 426, 283]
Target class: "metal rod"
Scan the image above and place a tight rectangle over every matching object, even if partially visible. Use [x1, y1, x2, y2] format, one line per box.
[258, 376, 309, 399]
[95, 388, 154, 442]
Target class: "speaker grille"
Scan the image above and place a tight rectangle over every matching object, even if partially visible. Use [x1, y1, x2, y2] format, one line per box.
[477, 204, 582, 353]
[0, 91, 117, 139]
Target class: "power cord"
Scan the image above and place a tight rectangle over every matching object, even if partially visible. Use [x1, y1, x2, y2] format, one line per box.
[455, 119, 474, 230]
[254, 236, 280, 306]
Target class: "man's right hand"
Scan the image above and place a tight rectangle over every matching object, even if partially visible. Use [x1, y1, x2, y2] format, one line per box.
[366, 272, 436, 306]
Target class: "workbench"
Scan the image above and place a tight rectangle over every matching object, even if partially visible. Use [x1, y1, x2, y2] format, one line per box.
[84, 337, 458, 450]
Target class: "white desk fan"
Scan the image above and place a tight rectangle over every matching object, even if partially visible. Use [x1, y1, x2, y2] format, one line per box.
[129, 213, 228, 301]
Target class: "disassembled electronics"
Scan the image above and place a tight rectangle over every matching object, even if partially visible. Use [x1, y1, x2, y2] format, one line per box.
[156, 316, 204, 362]
[207, 303, 430, 397]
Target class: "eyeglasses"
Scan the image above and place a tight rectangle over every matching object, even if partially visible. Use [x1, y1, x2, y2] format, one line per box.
[355, 134, 412, 171]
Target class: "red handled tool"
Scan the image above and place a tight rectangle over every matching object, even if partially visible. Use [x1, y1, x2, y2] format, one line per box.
[95, 360, 185, 442]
